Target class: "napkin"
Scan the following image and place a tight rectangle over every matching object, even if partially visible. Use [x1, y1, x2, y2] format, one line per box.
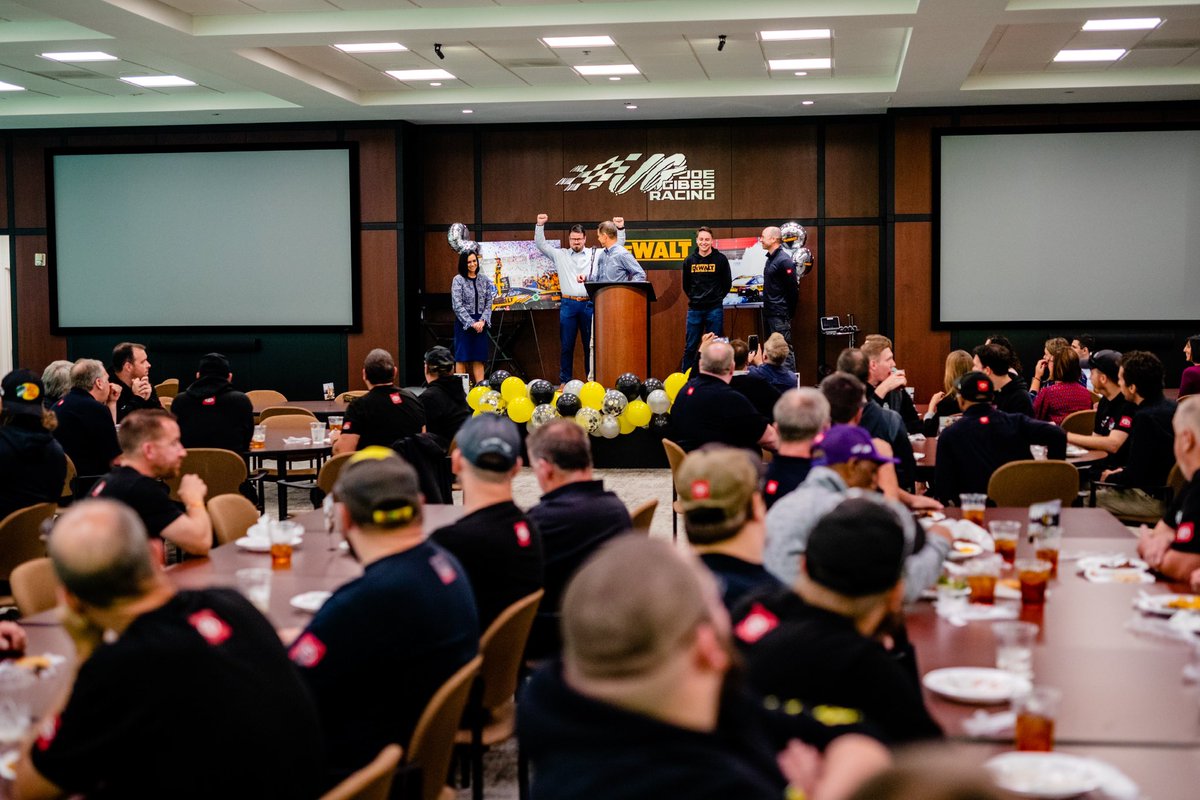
[908, 433, 926, 442]
[935, 602, 1018, 624]
[245, 514, 271, 541]
[1087, 759, 1139, 800]
[963, 708, 1014, 737]
[282, 436, 311, 445]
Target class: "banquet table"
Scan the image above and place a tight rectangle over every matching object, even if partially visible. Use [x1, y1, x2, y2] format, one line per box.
[252, 399, 348, 420]
[246, 429, 334, 520]
[911, 436, 1108, 474]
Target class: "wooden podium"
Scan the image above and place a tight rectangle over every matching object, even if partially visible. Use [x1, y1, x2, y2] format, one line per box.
[585, 281, 656, 386]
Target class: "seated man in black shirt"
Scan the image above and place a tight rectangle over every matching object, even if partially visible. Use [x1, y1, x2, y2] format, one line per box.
[518, 536, 889, 800]
[430, 414, 543, 630]
[333, 348, 425, 454]
[729, 338, 782, 420]
[52, 359, 121, 484]
[1065, 349, 1128, 467]
[0, 369, 67, 519]
[669, 338, 778, 453]
[735, 497, 943, 745]
[109, 341, 162, 422]
[418, 346, 469, 450]
[172, 353, 255, 454]
[1096, 351, 1178, 519]
[91, 409, 212, 560]
[289, 450, 479, 784]
[1138, 398, 1200, 582]
[973, 343, 1033, 418]
[678, 446, 782, 612]
[764, 387, 829, 508]
[16, 499, 325, 799]
[525, 418, 630, 656]
[861, 334, 921, 434]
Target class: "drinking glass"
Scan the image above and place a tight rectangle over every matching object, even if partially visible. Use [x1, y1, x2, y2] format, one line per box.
[1016, 559, 1052, 606]
[994, 621, 1038, 681]
[988, 520, 1022, 566]
[964, 554, 1002, 604]
[236, 568, 272, 614]
[1013, 686, 1062, 752]
[960, 493, 987, 526]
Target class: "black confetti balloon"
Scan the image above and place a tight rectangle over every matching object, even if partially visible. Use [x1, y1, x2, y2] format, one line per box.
[640, 378, 664, 399]
[528, 379, 555, 406]
[615, 373, 641, 401]
[488, 370, 512, 391]
[649, 413, 671, 432]
[556, 392, 582, 418]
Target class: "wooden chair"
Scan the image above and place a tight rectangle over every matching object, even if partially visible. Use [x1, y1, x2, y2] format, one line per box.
[207, 494, 260, 546]
[159, 396, 174, 412]
[454, 590, 543, 800]
[662, 439, 686, 542]
[154, 378, 179, 399]
[1168, 463, 1186, 499]
[59, 454, 77, 510]
[0, 503, 56, 587]
[987, 460, 1080, 508]
[258, 406, 317, 421]
[336, 390, 367, 403]
[10, 557, 59, 617]
[405, 655, 482, 800]
[1060, 409, 1095, 436]
[319, 744, 403, 800]
[629, 499, 657, 532]
[277, 450, 352, 501]
[246, 389, 288, 408]
[166, 448, 248, 502]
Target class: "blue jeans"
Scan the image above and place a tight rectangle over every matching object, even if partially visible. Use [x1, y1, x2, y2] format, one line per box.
[765, 314, 796, 372]
[682, 307, 725, 372]
[560, 298, 593, 383]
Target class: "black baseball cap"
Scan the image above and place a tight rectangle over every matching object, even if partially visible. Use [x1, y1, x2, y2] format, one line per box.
[805, 497, 906, 597]
[456, 414, 521, 471]
[1086, 349, 1122, 383]
[424, 346, 455, 369]
[955, 371, 994, 403]
[197, 353, 231, 378]
[1, 369, 45, 417]
[335, 448, 422, 529]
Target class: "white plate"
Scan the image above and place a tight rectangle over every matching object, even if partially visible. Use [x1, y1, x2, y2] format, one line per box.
[1084, 567, 1154, 584]
[986, 752, 1103, 799]
[1135, 593, 1200, 616]
[234, 536, 302, 553]
[1065, 444, 1090, 458]
[922, 667, 1032, 704]
[289, 591, 331, 613]
[913, 452, 925, 460]
[0, 750, 16, 781]
[1076, 556, 1149, 573]
[948, 541, 985, 561]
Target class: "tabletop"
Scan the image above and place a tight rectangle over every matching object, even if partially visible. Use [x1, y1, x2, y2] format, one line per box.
[252, 400, 349, 420]
[911, 436, 1107, 472]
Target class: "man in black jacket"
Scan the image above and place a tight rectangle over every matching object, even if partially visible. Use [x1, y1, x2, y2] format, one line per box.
[171, 353, 254, 454]
[680, 227, 732, 373]
[109, 342, 162, 422]
[761, 226, 799, 372]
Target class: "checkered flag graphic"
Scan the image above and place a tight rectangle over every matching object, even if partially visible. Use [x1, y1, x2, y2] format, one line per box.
[556, 154, 642, 192]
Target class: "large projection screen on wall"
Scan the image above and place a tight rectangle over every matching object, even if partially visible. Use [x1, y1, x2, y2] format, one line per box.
[934, 127, 1200, 327]
[48, 145, 359, 332]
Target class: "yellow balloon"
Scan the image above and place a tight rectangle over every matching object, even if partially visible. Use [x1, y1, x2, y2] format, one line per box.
[624, 399, 652, 427]
[467, 384, 489, 411]
[664, 372, 687, 402]
[507, 396, 534, 424]
[617, 414, 636, 434]
[552, 390, 562, 407]
[579, 381, 605, 410]
[501, 376, 528, 403]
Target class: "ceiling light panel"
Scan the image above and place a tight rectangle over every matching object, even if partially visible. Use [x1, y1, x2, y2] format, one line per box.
[768, 58, 832, 71]
[542, 36, 615, 48]
[386, 69, 456, 81]
[333, 43, 408, 53]
[0, 81, 24, 91]
[1082, 19, 1160, 32]
[1053, 49, 1125, 62]
[759, 29, 831, 41]
[40, 52, 118, 62]
[120, 75, 196, 87]
[574, 64, 640, 76]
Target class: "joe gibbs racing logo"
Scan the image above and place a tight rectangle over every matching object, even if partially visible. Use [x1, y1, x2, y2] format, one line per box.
[557, 153, 715, 201]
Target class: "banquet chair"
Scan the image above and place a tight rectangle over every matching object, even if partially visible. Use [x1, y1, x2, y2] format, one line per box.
[154, 378, 179, 399]
[10, 557, 59, 618]
[454, 590, 543, 800]
[662, 439, 686, 542]
[987, 460, 1079, 508]
[159, 396, 173, 412]
[336, 390, 367, 403]
[401, 655, 482, 800]
[1060, 409, 1095, 436]
[1088, 462, 1181, 525]
[0, 503, 56, 592]
[207, 494, 260, 546]
[246, 389, 288, 408]
[319, 744, 403, 800]
[166, 448, 248, 502]
[258, 406, 317, 421]
[277, 451, 353, 506]
[629, 499, 658, 532]
[58, 454, 77, 511]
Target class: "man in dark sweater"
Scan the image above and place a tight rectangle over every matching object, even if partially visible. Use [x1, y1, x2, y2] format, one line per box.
[680, 227, 732, 373]
[418, 346, 469, 450]
[973, 343, 1033, 417]
[0, 369, 67, 518]
[763, 387, 829, 508]
[862, 334, 921, 434]
[730, 339, 782, 420]
[171, 353, 255, 454]
[52, 359, 121, 486]
[109, 342, 162, 422]
[761, 226, 799, 372]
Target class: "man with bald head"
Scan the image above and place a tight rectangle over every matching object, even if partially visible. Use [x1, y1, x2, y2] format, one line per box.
[761, 226, 799, 372]
[16, 500, 324, 799]
[669, 337, 778, 453]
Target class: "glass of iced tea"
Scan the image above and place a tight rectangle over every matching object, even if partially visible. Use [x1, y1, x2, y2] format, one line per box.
[988, 520, 1022, 566]
[1013, 686, 1061, 752]
[328, 415, 344, 433]
[959, 493, 987, 526]
[964, 554, 1002, 604]
[1033, 526, 1062, 578]
[268, 520, 300, 570]
[1016, 559, 1052, 606]
[250, 424, 267, 450]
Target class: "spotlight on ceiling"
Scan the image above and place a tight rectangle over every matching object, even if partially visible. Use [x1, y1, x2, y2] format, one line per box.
[717, 34, 727, 52]
[434, 43, 445, 60]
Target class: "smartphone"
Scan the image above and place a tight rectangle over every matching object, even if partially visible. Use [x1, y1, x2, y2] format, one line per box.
[748, 334, 760, 351]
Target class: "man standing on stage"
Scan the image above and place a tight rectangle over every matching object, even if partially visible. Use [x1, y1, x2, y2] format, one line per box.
[592, 220, 646, 283]
[680, 226, 732, 373]
[761, 226, 798, 372]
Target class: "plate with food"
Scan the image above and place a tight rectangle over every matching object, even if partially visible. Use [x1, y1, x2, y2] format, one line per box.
[1084, 566, 1153, 584]
[235, 536, 302, 553]
[913, 510, 947, 522]
[1064, 444, 1090, 458]
[1076, 556, 1148, 573]
[0, 750, 16, 780]
[1135, 593, 1200, 616]
[289, 591, 332, 613]
[985, 752, 1103, 799]
[9, 653, 65, 677]
[921, 667, 1032, 704]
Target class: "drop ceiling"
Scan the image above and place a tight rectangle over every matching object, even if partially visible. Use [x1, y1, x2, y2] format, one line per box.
[0, 0, 1196, 128]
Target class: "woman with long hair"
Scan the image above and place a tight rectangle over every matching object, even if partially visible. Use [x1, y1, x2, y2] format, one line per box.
[450, 250, 497, 385]
[1179, 334, 1200, 399]
[921, 350, 973, 436]
[1032, 341, 1092, 425]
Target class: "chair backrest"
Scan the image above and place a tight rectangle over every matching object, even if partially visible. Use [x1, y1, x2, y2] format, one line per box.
[987, 460, 1080, 508]
[60, 454, 77, 503]
[1167, 463, 1186, 496]
[10, 557, 59, 617]
[336, 390, 367, 403]
[1060, 409, 1096, 436]
[262, 414, 320, 434]
[476, 590, 543, 713]
[259, 405, 317, 421]
[407, 655, 482, 800]
[662, 439, 686, 481]
[166, 448, 248, 501]
[319, 743, 403, 800]
[0, 503, 56, 581]
[154, 378, 179, 399]
[159, 396, 174, 412]
[247, 389, 288, 407]
[629, 499, 657, 532]
[207, 494, 260, 546]
[317, 453, 354, 494]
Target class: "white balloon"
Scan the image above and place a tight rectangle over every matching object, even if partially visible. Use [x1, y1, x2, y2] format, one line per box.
[646, 389, 671, 415]
[600, 415, 620, 439]
[564, 379, 585, 396]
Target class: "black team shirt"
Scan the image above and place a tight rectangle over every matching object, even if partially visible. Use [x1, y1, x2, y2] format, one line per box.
[90, 466, 183, 540]
[340, 384, 426, 449]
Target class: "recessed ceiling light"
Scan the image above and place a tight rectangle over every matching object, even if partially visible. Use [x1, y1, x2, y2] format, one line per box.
[1053, 49, 1125, 62]
[543, 36, 615, 48]
[462, 109, 473, 114]
[575, 64, 640, 76]
[120, 75, 196, 87]
[794, 71, 808, 77]
[333, 42, 408, 53]
[609, 76, 621, 81]
[625, 104, 638, 110]
[1082, 18, 1160, 32]
[0, 81, 24, 92]
[801, 100, 815, 106]
[759, 29, 831, 41]
[386, 69, 455, 81]
[429, 82, 442, 87]
[768, 58, 831, 71]
[40, 51, 118, 62]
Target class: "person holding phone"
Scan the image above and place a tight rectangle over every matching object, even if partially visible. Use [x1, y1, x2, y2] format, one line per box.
[680, 226, 732, 373]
